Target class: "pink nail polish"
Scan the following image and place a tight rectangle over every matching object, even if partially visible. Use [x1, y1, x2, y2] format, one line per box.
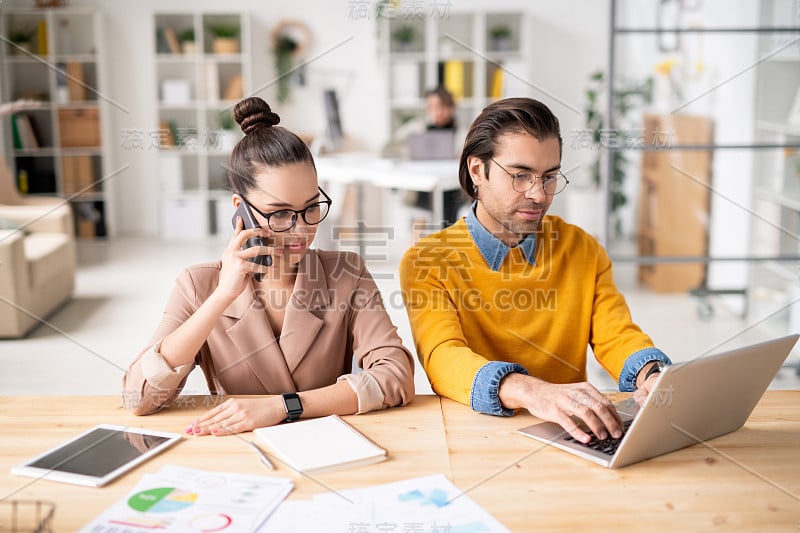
[184, 426, 193, 434]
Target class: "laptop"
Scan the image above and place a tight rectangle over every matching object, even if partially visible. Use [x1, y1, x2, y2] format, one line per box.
[518, 334, 799, 468]
[407, 130, 456, 160]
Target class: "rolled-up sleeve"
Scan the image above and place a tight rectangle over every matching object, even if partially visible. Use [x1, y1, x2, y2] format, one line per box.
[347, 256, 415, 412]
[123, 269, 200, 415]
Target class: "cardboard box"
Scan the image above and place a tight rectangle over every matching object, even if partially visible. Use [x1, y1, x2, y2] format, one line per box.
[61, 155, 96, 195]
[58, 108, 100, 147]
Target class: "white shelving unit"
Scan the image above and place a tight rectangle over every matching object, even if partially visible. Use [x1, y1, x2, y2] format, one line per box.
[381, 10, 530, 137]
[0, 6, 113, 238]
[748, 0, 800, 349]
[153, 11, 252, 240]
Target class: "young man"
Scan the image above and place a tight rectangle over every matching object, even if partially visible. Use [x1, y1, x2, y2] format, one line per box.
[399, 97, 670, 444]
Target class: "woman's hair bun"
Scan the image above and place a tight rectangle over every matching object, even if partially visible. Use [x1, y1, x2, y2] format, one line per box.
[233, 97, 281, 135]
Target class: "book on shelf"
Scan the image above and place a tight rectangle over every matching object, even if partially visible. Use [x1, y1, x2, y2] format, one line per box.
[10, 113, 22, 149]
[66, 61, 87, 102]
[205, 62, 220, 102]
[62, 155, 96, 195]
[12, 114, 41, 149]
[490, 68, 504, 99]
[164, 26, 181, 54]
[159, 121, 177, 148]
[55, 63, 69, 104]
[37, 20, 48, 55]
[223, 74, 243, 101]
[254, 415, 387, 475]
[443, 60, 465, 100]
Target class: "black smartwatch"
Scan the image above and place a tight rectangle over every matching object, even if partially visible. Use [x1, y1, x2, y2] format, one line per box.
[639, 361, 665, 387]
[281, 393, 303, 423]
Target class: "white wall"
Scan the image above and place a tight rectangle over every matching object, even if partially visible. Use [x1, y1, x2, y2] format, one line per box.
[4, 0, 609, 236]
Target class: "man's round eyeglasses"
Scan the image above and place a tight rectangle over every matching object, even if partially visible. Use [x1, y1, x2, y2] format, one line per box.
[241, 187, 332, 232]
[490, 159, 569, 195]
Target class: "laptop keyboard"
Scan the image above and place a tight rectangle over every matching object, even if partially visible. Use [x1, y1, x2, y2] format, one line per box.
[563, 419, 633, 456]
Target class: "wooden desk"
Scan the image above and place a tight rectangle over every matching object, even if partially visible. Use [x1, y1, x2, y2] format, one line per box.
[1, 392, 799, 531]
[442, 392, 800, 531]
[315, 155, 461, 250]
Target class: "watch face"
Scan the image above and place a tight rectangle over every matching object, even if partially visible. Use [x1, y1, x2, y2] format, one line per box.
[285, 396, 302, 412]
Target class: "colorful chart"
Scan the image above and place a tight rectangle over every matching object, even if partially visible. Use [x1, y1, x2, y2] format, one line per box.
[128, 487, 198, 513]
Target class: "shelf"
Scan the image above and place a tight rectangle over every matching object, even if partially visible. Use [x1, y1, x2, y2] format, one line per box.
[67, 192, 105, 202]
[761, 260, 798, 282]
[4, 55, 49, 63]
[13, 148, 58, 157]
[754, 187, 800, 212]
[158, 101, 205, 110]
[388, 52, 427, 62]
[614, 26, 800, 34]
[154, 10, 250, 241]
[53, 54, 97, 63]
[757, 120, 800, 136]
[155, 54, 197, 63]
[484, 51, 523, 62]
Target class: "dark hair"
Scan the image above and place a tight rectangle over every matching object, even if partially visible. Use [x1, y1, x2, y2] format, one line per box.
[226, 97, 315, 195]
[458, 97, 562, 200]
[425, 86, 455, 109]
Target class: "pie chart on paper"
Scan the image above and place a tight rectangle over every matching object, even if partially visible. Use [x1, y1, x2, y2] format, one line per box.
[128, 487, 198, 513]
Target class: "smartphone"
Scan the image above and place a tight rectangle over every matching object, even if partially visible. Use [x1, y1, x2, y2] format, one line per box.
[232, 202, 272, 281]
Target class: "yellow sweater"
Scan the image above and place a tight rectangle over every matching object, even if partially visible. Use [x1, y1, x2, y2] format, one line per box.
[399, 216, 656, 406]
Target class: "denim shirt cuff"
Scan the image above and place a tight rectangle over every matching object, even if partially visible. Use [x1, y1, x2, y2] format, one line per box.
[470, 361, 529, 416]
[618, 348, 672, 392]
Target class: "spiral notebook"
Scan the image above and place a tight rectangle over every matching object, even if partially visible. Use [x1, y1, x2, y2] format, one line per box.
[254, 415, 387, 474]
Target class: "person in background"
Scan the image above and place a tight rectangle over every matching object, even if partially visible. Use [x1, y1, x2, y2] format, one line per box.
[123, 97, 415, 435]
[384, 86, 467, 231]
[424, 85, 456, 130]
[400, 97, 671, 444]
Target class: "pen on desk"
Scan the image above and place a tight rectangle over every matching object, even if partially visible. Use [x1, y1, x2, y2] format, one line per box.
[248, 440, 275, 471]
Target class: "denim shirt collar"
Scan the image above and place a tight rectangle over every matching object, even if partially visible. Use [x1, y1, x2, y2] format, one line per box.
[465, 201, 537, 271]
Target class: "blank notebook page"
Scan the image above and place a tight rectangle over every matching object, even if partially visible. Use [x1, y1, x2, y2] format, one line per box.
[253, 415, 387, 474]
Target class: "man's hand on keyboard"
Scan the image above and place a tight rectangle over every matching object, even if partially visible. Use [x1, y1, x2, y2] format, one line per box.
[498, 373, 624, 444]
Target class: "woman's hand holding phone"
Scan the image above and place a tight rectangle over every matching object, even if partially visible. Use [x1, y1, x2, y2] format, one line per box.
[216, 217, 273, 302]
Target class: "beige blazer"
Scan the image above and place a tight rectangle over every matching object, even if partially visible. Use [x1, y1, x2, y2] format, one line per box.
[123, 250, 415, 415]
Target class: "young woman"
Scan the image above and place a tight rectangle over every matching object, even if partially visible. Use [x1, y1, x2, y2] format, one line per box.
[123, 97, 415, 435]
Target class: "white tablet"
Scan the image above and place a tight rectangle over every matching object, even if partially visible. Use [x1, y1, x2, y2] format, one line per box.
[11, 424, 182, 487]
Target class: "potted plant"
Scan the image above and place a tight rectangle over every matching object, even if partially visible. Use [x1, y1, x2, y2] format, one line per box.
[392, 25, 416, 52]
[217, 110, 240, 151]
[208, 23, 240, 54]
[179, 28, 196, 54]
[489, 25, 512, 51]
[582, 70, 652, 238]
[9, 27, 36, 55]
[271, 20, 312, 103]
[275, 34, 298, 103]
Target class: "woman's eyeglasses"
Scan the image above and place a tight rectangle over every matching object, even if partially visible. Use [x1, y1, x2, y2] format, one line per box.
[241, 187, 332, 232]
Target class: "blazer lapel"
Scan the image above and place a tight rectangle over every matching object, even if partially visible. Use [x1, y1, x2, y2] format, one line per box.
[281, 250, 328, 374]
[222, 282, 297, 393]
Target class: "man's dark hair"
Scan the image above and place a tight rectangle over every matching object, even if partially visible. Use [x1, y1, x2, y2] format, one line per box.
[458, 97, 562, 200]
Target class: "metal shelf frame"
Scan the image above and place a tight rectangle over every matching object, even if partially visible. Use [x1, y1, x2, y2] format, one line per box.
[605, 0, 800, 324]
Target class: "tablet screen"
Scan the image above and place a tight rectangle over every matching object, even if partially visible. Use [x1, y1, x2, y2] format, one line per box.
[12, 424, 181, 487]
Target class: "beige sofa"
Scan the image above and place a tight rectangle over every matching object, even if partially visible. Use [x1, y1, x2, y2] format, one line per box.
[0, 203, 76, 338]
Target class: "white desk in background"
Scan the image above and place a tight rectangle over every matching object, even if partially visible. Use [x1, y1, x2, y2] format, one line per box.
[315, 155, 461, 251]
